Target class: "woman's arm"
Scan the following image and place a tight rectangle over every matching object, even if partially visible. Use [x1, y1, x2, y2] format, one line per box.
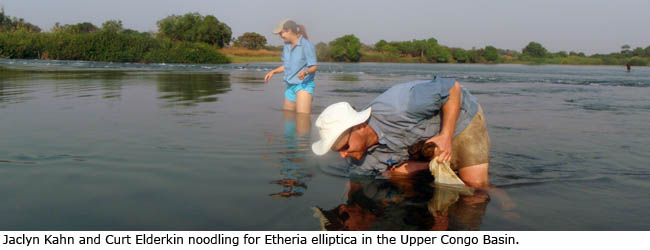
[298, 40, 318, 80]
[264, 65, 284, 83]
[298, 65, 318, 80]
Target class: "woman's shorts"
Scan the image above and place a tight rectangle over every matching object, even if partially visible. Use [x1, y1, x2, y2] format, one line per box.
[450, 105, 491, 170]
[285, 81, 315, 102]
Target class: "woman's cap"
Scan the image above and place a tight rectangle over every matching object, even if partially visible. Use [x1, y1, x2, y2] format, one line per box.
[272, 19, 292, 34]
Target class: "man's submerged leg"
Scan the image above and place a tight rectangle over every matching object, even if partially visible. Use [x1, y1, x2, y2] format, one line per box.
[457, 163, 489, 189]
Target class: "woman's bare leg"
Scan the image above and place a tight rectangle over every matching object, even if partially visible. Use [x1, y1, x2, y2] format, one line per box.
[295, 90, 312, 114]
[283, 98, 296, 111]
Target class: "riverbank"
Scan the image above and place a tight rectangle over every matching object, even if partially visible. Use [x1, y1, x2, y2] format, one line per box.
[0, 31, 230, 64]
[219, 47, 649, 66]
[220, 47, 281, 63]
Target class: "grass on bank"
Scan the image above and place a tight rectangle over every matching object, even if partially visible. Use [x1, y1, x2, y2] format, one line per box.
[220, 47, 281, 63]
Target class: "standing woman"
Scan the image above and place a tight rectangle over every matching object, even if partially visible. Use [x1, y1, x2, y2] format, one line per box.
[264, 19, 318, 114]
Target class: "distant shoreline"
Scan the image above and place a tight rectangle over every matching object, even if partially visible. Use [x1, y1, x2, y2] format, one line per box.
[221, 47, 649, 67]
[0, 57, 646, 69]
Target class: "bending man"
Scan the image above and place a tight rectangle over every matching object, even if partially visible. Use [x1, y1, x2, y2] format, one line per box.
[311, 77, 490, 189]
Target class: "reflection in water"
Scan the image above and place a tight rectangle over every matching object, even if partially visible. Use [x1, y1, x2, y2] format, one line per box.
[0, 84, 33, 105]
[0, 67, 128, 105]
[0, 67, 38, 105]
[156, 73, 231, 106]
[51, 71, 127, 100]
[231, 73, 265, 85]
[330, 74, 360, 82]
[313, 175, 490, 230]
[268, 112, 313, 199]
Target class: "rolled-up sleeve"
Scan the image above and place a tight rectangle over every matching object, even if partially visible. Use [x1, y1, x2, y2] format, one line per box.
[406, 77, 456, 119]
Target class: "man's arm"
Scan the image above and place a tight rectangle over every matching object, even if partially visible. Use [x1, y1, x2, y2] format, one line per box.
[426, 81, 461, 162]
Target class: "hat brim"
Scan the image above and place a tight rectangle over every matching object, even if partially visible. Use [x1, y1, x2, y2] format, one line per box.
[311, 106, 372, 156]
[272, 19, 290, 34]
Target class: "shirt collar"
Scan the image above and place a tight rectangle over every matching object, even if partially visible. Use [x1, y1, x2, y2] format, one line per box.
[367, 115, 386, 144]
[284, 35, 303, 49]
[296, 35, 304, 46]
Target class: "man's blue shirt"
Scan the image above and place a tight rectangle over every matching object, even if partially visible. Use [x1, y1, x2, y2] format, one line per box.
[349, 77, 479, 175]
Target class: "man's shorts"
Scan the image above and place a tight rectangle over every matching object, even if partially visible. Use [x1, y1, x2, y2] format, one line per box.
[450, 104, 491, 170]
[285, 81, 315, 102]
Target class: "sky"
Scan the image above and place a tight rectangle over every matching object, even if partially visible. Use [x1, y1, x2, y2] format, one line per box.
[2, 0, 649, 54]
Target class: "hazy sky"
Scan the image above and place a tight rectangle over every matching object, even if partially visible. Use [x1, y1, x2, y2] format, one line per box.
[2, 0, 649, 54]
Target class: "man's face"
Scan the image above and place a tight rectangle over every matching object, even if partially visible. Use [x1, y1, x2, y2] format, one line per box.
[331, 126, 368, 161]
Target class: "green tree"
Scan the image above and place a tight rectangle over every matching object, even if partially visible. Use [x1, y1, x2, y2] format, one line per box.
[522, 41, 547, 58]
[426, 45, 450, 63]
[483, 46, 499, 61]
[645, 46, 650, 57]
[329, 34, 362, 62]
[627, 57, 649, 66]
[467, 49, 481, 63]
[631, 47, 645, 57]
[453, 48, 468, 63]
[0, 9, 41, 32]
[157, 13, 232, 48]
[236, 32, 267, 50]
[375, 39, 388, 51]
[102, 20, 123, 32]
[620, 44, 631, 56]
[315, 42, 331, 61]
[411, 39, 427, 58]
[54, 22, 98, 34]
[383, 45, 400, 57]
[426, 38, 438, 47]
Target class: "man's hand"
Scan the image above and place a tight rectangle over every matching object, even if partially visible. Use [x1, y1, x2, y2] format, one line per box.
[426, 134, 452, 163]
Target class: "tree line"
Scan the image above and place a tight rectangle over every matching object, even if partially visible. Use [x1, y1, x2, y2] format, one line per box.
[0, 11, 231, 64]
[313, 36, 649, 66]
[237, 31, 650, 66]
[1, 10, 648, 66]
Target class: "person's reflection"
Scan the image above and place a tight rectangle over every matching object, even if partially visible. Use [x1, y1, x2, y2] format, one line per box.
[269, 111, 313, 199]
[428, 184, 489, 231]
[313, 174, 491, 230]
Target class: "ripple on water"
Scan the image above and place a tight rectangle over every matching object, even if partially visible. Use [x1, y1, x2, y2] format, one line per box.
[329, 87, 389, 94]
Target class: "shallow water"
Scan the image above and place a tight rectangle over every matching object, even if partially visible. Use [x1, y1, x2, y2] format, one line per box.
[0, 59, 648, 230]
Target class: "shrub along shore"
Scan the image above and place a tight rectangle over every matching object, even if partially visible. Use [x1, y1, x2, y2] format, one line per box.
[0, 11, 648, 66]
[0, 31, 230, 64]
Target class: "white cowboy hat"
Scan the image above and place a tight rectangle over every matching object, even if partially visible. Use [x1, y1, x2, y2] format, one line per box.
[311, 102, 371, 156]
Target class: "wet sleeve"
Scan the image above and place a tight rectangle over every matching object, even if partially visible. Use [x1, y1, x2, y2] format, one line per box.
[303, 41, 318, 66]
[347, 147, 408, 176]
[406, 78, 456, 119]
[347, 153, 388, 176]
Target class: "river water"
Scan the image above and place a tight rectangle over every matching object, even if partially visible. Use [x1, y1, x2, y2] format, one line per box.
[0, 59, 648, 230]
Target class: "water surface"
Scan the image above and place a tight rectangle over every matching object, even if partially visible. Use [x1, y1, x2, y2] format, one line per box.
[1, 59, 649, 230]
